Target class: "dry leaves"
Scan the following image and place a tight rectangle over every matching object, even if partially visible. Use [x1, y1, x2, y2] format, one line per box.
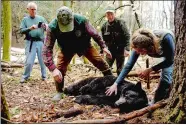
[2, 62, 159, 123]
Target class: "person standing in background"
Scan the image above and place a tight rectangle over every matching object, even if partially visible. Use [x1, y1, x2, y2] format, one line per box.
[101, 5, 130, 76]
[20, 2, 48, 83]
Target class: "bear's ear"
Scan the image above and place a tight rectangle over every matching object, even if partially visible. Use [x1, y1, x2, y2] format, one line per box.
[135, 81, 142, 89]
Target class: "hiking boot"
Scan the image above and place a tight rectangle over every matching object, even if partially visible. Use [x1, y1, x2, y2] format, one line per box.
[52, 92, 63, 101]
[52, 77, 64, 101]
[20, 78, 27, 84]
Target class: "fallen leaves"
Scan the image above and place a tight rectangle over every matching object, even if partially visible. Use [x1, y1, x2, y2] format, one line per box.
[10, 106, 21, 117]
[2, 63, 160, 123]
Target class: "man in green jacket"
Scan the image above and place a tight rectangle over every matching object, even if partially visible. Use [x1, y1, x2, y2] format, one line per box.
[101, 5, 130, 75]
[42, 6, 113, 101]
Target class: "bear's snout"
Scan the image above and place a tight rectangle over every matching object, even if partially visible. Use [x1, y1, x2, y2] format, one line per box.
[115, 97, 126, 106]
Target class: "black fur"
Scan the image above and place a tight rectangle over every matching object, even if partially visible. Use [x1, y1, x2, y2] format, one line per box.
[64, 75, 148, 112]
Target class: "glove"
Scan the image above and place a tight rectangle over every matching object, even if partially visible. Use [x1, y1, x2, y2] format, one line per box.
[52, 68, 63, 83]
[105, 82, 118, 96]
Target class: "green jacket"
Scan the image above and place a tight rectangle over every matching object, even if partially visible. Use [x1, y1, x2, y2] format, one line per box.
[48, 14, 106, 54]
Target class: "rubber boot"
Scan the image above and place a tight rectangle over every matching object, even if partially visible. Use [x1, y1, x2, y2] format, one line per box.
[154, 81, 171, 103]
[52, 78, 64, 101]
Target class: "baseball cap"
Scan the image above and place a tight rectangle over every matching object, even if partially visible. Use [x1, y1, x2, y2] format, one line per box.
[57, 6, 74, 32]
[105, 5, 115, 13]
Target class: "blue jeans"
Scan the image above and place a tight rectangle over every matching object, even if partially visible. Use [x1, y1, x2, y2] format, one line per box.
[21, 40, 46, 80]
[160, 64, 173, 84]
[154, 64, 173, 103]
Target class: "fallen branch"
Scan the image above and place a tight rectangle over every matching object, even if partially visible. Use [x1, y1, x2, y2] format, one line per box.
[68, 118, 125, 124]
[1, 62, 24, 68]
[1, 68, 13, 72]
[68, 100, 168, 124]
[120, 100, 168, 120]
[63, 108, 83, 118]
[51, 108, 84, 119]
[127, 71, 160, 78]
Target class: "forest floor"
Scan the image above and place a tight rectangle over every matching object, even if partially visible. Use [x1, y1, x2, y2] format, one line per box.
[2, 49, 165, 123]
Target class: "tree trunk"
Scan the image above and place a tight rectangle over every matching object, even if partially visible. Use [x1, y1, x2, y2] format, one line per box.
[2, 1, 12, 62]
[130, 0, 141, 28]
[162, 1, 168, 29]
[162, 0, 186, 123]
[1, 84, 11, 124]
[169, 1, 174, 30]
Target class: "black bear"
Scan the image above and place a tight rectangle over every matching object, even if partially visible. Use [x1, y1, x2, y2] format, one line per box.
[64, 75, 148, 112]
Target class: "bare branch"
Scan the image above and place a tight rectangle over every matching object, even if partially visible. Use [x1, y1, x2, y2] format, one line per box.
[115, 4, 131, 10]
[113, 0, 116, 4]
[93, 4, 131, 26]
[91, 1, 103, 14]
[130, 0, 141, 28]
[93, 14, 105, 26]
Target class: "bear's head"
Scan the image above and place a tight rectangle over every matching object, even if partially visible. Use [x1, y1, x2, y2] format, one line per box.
[115, 82, 148, 112]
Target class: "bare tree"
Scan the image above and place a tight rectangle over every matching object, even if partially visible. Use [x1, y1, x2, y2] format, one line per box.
[168, 1, 174, 30]
[162, 1, 168, 28]
[1, 84, 11, 124]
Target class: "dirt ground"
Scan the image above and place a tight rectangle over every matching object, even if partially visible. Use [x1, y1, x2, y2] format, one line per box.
[2, 60, 163, 123]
